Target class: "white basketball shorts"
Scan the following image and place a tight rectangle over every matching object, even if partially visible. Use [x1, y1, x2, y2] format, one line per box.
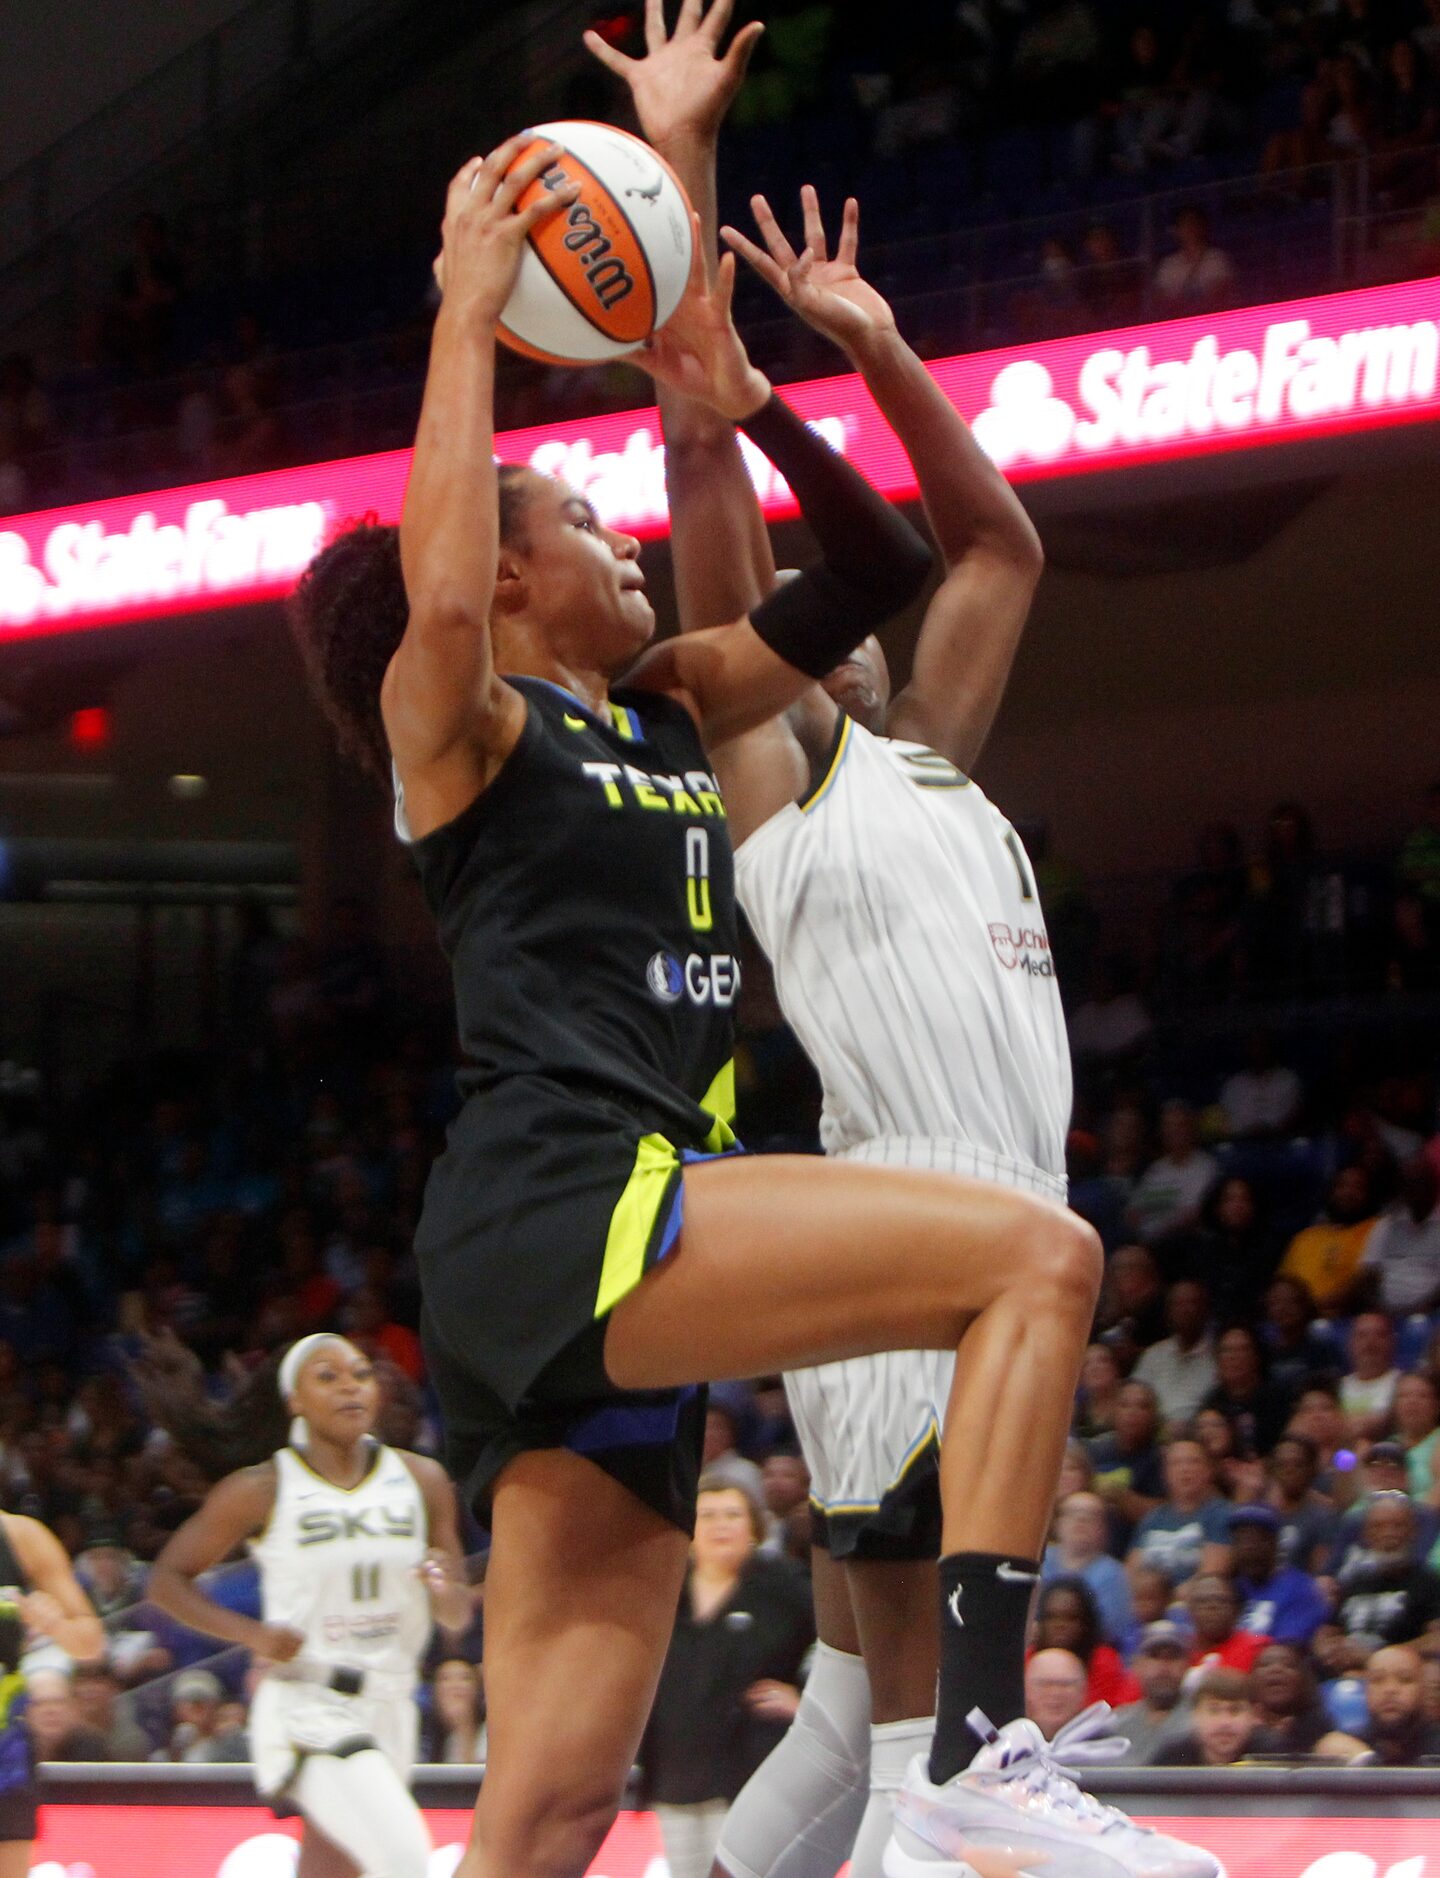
[249, 1672, 420, 1808]
[786, 1137, 1067, 1560]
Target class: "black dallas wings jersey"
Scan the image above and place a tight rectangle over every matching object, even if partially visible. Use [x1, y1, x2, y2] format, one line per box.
[400, 676, 738, 1149]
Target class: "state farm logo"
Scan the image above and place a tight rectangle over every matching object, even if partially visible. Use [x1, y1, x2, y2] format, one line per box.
[1301, 1857, 1427, 1878]
[970, 310, 1439, 472]
[989, 922, 1054, 977]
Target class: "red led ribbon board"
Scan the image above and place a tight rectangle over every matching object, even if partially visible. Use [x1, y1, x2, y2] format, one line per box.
[23, 1804, 1440, 1877]
[2, 275, 1439, 642]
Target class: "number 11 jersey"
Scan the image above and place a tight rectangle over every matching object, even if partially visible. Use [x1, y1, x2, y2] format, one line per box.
[251, 1444, 430, 1683]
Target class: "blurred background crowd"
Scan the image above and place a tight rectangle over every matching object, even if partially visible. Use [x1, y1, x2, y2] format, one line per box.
[8, 0, 1440, 514]
[0, 769, 1437, 1788]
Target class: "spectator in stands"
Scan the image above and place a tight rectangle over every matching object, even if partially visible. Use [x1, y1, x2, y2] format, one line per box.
[152, 1669, 247, 1764]
[1134, 1280, 1217, 1425]
[1289, 1383, 1353, 1494]
[1221, 1032, 1305, 1141]
[1230, 1505, 1328, 1646]
[1319, 1643, 1440, 1764]
[1155, 1667, 1257, 1765]
[69, 1662, 151, 1761]
[1384, 891, 1440, 994]
[1265, 1434, 1339, 1573]
[1069, 954, 1153, 1074]
[1373, 36, 1440, 200]
[1030, 1577, 1139, 1707]
[638, 1476, 813, 1878]
[1193, 1407, 1252, 1502]
[1398, 782, 1440, 907]
[1163, 823, 1247, 1000]
[1393, 1371, 1440, 1499]
[1075, 1342, 1124, 1438]
[1278, 1166, 1379, 1315]
[423, 1658, 486, 1764]
[1088, 1379, 1166, 1539]
[1128, 1436, 1232, 1585]
[1078, 220, 1144, 326]
[1260, 1277, 1341, 1398]
[1341, 1312, 1402, 1438]
[1023, 1648, 1091, 1743]
[1202, 1325, 1295, 1456]
[1184, 1573, 1270, 1680]
[1011, 1, 1103, 130]
[1044, 1492, 1133, 1646]
[26, 1668, 112, 1762]
[1126, 1102, 1218, 1248]
[1128, 1564, 1176, 1644]
[1072, 1104, 1150, 1250]
[1184, 1177, 1282, 1321]
[1330, 1445, 1437, 1573]
[108, 212, 185, 372]
[342, 1284, 422, 1384]
[1153, 205, 1236, 307]
[1096, 1246, 1168, 1351]
[1056, 1438, 1097, 1507]
[1248, 1641, 1331, 1754]
[1335, 1495, 1440, 1651]
[1111, 1622, 1191, 1764]
[759, 1450, 809, 1553]
[75, 1530, 143, 1621]
[1359, 1159, 1440, 1316]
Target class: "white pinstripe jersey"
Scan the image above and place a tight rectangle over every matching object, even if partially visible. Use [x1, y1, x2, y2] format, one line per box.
[734, 716, 1071, 1185]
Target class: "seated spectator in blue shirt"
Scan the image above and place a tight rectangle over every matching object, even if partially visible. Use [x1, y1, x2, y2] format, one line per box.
[1043, 1491, 1133, 1646]
[1229, 1504, 1328, 1645]
[1127, 1437, 1232, 1585]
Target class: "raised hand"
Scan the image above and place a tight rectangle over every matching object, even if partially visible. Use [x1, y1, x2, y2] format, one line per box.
[723, 186, 898, 358]
[631, 230, 770, 421]
[432, 136, 579, 325]
[584, 0, 764, 151]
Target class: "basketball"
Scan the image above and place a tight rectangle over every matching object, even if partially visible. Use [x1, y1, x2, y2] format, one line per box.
[496, 119, 695, 366]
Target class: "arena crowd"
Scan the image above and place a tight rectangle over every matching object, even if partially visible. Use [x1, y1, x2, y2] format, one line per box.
[0, 777, 1434, 1782]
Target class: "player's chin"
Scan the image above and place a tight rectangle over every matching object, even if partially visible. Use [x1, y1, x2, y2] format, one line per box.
[620, 590, 656, 642]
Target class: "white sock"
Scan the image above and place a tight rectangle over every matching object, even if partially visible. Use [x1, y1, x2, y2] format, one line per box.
[848, 1716, 935, 1878]
[717, 1643, 871, 1878]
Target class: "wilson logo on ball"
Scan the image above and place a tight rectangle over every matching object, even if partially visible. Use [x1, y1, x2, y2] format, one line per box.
[497, 119, 694, 368]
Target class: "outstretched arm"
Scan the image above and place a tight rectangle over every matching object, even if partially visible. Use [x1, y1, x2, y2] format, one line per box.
[384, 139, 577, 823]
[587, 0, 775, 633]
[726, 191, 1044, 771]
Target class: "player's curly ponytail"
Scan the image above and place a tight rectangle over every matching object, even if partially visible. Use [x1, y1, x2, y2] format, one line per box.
[288, 466, 534, 780]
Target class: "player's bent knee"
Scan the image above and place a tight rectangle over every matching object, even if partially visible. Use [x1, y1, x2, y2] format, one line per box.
[481, 1779, 621, 1878]
[1010, 1207, 1102, 1320]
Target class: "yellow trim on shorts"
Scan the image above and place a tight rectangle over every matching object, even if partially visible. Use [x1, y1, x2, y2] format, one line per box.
[809, 1413, 941, 1516]
[594, 1133, 681, 1319]
[699, 1058, 737, 1153]
[799, 715, 853, 814]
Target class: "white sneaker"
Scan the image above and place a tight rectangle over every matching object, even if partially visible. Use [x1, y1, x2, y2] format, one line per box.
[882, 1709, 1226, 1878]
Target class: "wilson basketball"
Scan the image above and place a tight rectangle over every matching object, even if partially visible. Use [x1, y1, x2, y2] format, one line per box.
[497, 120, 695, 366]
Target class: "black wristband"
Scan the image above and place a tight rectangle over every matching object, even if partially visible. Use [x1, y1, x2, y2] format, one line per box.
[739, 395, 931, 679]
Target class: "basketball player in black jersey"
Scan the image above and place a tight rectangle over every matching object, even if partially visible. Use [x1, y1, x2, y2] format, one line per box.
[288, 133, 1101, 1878]
[0, 1510, 104, 1873]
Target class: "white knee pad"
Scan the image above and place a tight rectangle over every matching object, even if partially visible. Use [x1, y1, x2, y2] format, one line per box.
[716, 1643, 871, 1878]
[848, 1717, 935, 1878]
[293, 1746, 432, 1878]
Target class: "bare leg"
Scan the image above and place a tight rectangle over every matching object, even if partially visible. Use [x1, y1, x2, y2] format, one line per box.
[811, 1546, 861, 1657]
[847, 1559, 937, 1725]
[297, 1824, 361, 1878]
[460, 1447, 689, 1878]
[606, 1155, 1099, 1559]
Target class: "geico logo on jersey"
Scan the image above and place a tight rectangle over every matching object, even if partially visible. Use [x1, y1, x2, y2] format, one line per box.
[646, 951, 740, 1007]
[582, 761, 726, 817]
[988, 922, 1055, 977]
[297, 1505, 418, 1545]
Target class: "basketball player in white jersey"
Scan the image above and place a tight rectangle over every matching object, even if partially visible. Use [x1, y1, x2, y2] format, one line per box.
[588, 13, 1220, 1878]
[150, 1334, 471, 1878]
